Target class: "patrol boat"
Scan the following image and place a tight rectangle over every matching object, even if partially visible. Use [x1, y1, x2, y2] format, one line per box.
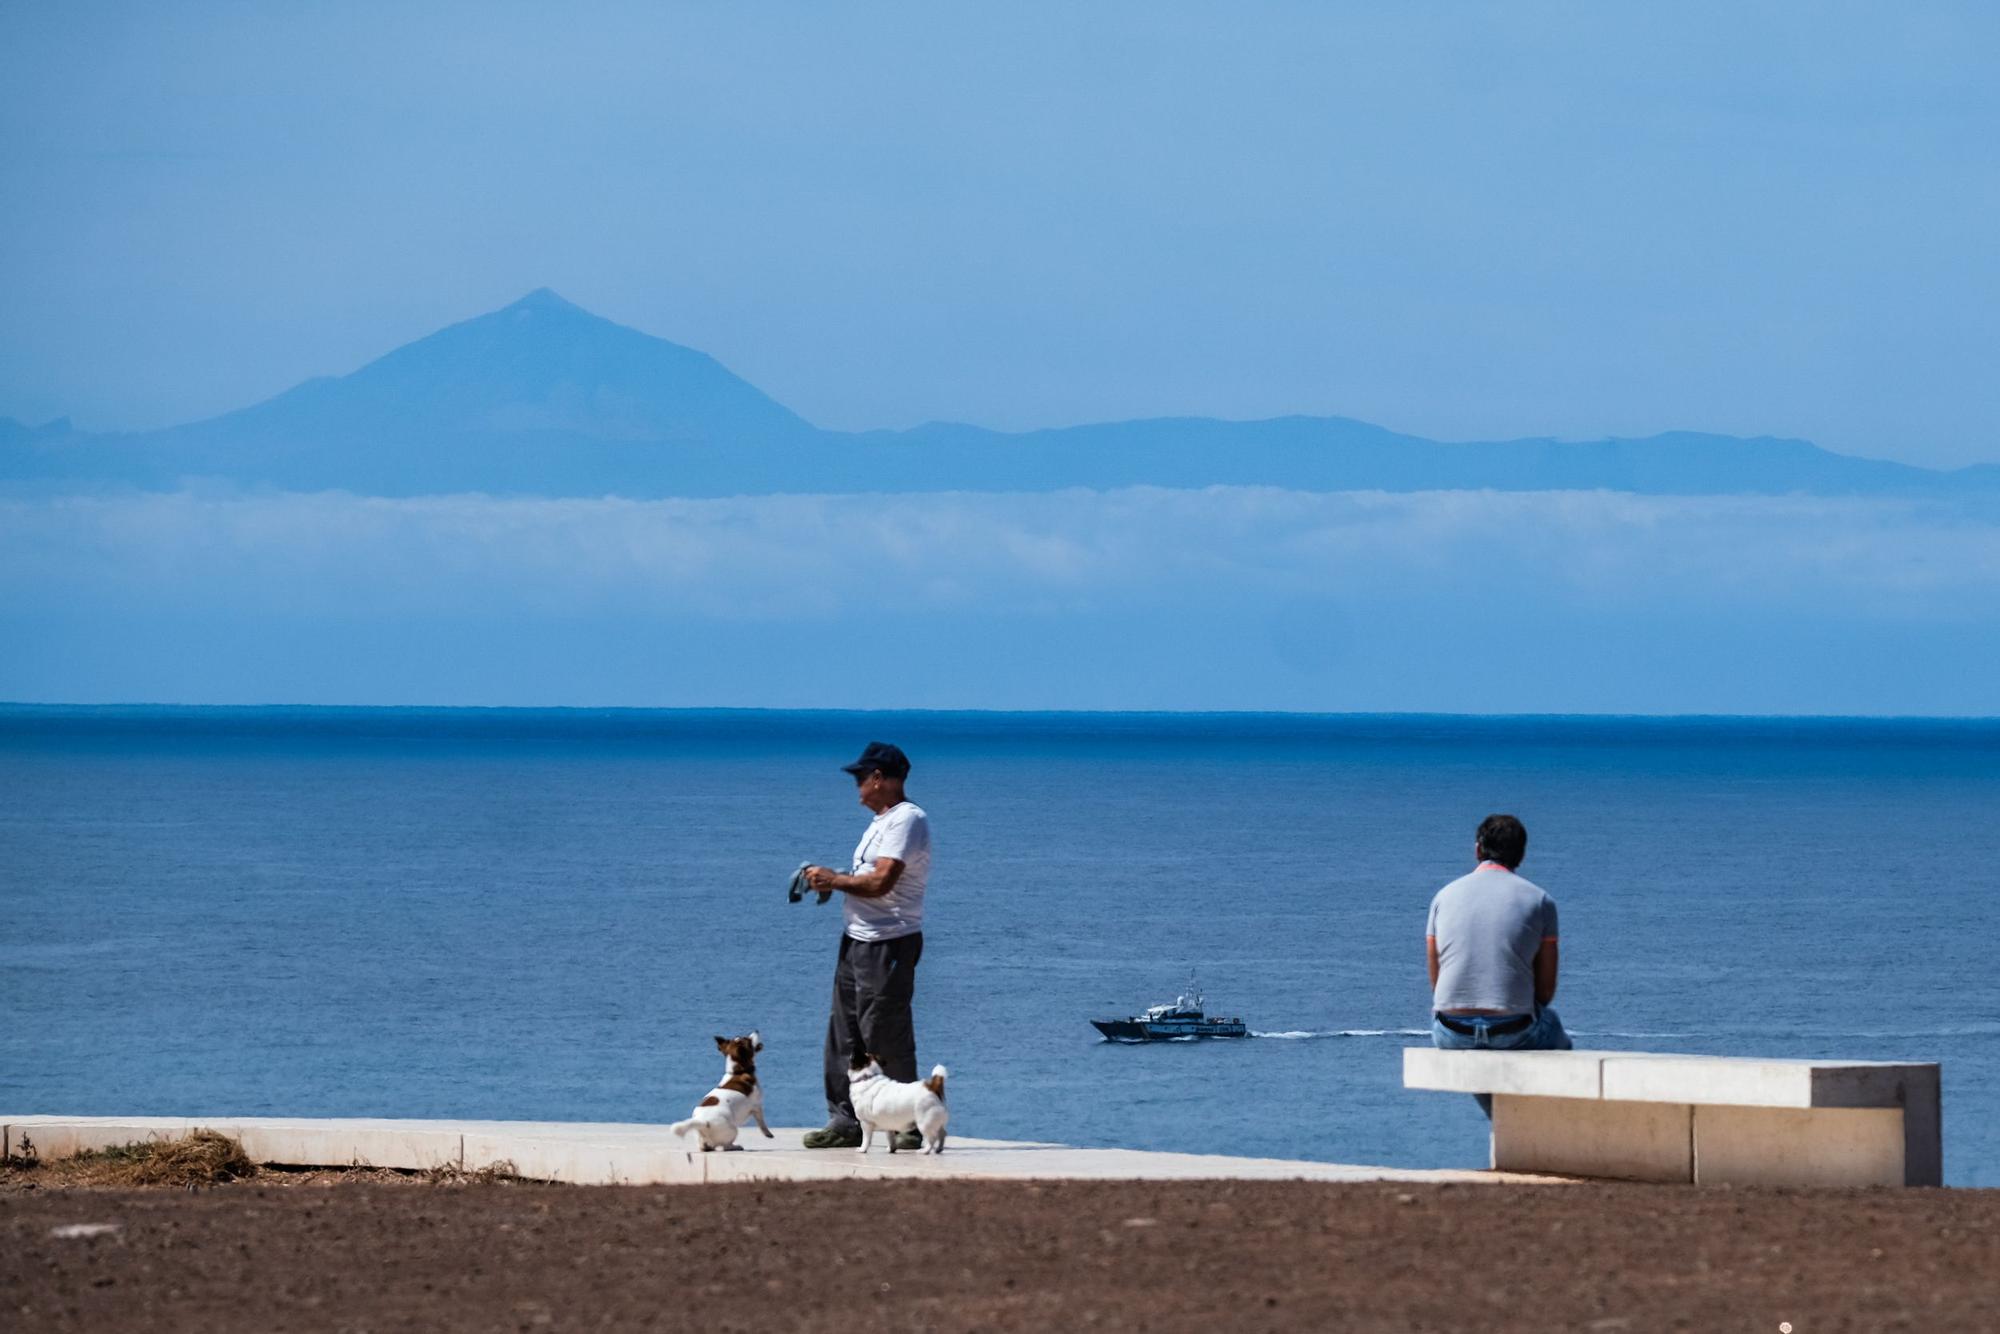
[1090, 977, 1248, 1041]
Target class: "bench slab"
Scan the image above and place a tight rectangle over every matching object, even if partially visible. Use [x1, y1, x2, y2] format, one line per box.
[1597, 1055, 1938, 1110]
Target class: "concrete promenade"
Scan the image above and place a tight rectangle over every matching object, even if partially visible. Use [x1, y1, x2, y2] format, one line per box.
[3, 1115, 1561, 1186]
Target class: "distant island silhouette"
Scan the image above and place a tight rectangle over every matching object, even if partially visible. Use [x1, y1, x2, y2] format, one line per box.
[5, 289, 1993, 499]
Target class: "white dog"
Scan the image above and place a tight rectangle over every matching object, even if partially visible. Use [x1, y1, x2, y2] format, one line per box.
[847, 1053, 949, 1154]
[671, 1032, 774, 1152]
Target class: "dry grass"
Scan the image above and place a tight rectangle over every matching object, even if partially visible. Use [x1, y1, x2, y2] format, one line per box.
[419, 1158, 526, 1187]
[4, 1129, 254, 1189]
[1, 1132, 535, 1192]
[126, 1129, 257, 1185]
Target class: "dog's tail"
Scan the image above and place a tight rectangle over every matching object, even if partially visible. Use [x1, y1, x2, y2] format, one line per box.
[923, 1065, 948, 1100]
[670, 1117, 698, 1137]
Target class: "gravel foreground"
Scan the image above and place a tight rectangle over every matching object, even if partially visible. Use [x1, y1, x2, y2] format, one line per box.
[5, 1178, 1998, 1332]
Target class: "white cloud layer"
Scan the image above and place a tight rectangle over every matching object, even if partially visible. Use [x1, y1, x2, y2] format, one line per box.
[7, 487, 2000, 615]
[5, 486, 1999, 711]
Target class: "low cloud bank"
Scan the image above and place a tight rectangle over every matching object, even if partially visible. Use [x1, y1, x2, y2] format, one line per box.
[4, 486, 1998, 711]
[7, 487, 1998, 613]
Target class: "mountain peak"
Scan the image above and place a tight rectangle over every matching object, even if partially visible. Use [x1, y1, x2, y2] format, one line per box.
[188, 289, 813, 446]
[500, 287, 586, 317]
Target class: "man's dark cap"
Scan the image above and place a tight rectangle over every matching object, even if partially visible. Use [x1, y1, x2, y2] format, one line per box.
[841, 741, 911, 780]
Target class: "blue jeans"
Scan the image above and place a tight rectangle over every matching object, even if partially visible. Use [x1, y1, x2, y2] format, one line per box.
[1430, 1007, 1571, 1053]
[1431, 1008, 1572, 1116]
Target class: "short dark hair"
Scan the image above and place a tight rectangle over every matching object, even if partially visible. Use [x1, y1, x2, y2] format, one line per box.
[1475, 814, 1527, 869]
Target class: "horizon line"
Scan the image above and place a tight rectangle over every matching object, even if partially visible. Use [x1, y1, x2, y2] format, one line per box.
[4, 700, 1997, 725]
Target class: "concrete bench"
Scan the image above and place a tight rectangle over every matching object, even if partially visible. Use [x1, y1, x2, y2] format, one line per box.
[1403, 1049, 1941, 1186]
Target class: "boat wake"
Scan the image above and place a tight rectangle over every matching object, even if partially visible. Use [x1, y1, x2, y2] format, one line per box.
[1251, 1028, 1430, 1040]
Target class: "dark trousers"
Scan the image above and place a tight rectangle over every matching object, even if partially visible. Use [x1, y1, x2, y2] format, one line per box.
[824, 932, 923, 1128]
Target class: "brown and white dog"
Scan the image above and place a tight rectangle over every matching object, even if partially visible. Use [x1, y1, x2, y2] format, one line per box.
[847, 1053, 949, 1154]
[671, 1032, 774, 1152]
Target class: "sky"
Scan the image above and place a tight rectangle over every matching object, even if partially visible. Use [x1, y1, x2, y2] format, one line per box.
[5, 2, 2000, 714]
[2, 1, 1997, 467]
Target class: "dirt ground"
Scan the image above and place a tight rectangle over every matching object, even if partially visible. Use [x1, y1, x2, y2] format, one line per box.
[4, 1176, 1997, 1333]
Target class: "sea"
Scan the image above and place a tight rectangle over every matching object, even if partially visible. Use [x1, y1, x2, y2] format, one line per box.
[3, 706, 1996, 1186]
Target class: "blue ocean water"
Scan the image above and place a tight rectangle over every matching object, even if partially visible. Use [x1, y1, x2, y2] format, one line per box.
[2, 706, 1996, 1186]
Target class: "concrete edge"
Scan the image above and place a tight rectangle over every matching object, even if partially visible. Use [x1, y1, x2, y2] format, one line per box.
[0, 1115, 1560, 1188]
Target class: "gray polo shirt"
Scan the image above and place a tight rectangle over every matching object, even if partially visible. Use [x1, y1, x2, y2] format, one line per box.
[1426, 864, 1559, 1016]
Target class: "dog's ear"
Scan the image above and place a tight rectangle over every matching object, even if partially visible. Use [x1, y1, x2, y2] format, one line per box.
[749, 1031, 763, 1051]
[713, 1035, 729, 1050]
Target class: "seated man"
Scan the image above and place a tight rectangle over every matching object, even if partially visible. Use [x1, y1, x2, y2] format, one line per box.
[1426, 814, 1571, 1097]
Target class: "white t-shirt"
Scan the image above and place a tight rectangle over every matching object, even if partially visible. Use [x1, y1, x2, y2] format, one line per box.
[843, 800, 930, 943]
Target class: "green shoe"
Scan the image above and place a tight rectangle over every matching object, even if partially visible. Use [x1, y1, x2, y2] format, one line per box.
[892, 1129, 923, 1152]
[802, 1124, 863, 1149]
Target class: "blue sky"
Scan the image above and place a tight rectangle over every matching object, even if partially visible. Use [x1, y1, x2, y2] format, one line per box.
[2, 2, 1996, 465]
[4, 3, 1999, 713]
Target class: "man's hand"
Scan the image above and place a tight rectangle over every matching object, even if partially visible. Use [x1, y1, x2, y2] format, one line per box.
[804, 858, 905, 899]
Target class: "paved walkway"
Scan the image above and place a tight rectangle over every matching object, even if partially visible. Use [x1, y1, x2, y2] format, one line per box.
[3, 1115, 1560, 1186]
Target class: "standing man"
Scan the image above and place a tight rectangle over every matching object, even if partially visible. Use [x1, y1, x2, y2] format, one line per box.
[800, 742, 932, 1150]
[1426, 814, 1571, 1086]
